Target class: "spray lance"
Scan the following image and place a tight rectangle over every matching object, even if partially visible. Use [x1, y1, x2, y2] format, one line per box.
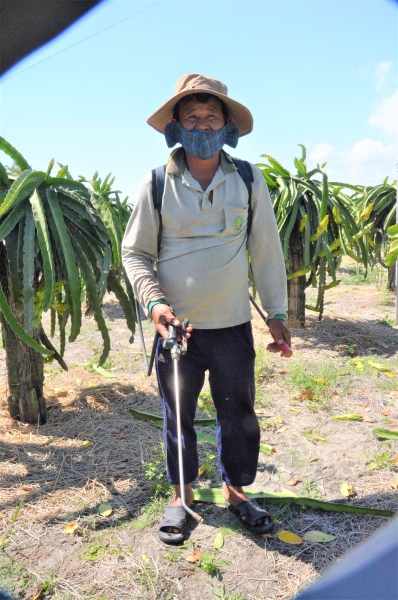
[163, 315, 204, 524]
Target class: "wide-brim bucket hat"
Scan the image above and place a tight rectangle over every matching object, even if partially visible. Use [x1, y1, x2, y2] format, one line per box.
[147, 73, 253, 137]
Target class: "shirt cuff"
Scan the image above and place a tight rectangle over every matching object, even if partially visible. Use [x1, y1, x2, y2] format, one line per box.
[147, 298, 169, 315]
[267, 314, 287, 322]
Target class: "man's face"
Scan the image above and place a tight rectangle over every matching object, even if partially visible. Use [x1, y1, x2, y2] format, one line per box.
[176, 97, 226, 131]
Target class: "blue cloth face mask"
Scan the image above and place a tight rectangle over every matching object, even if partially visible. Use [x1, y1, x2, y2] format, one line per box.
[164, 122, 239, 160]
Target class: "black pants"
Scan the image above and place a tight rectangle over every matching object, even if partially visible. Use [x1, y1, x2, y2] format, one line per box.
[155, 322, 260, 486]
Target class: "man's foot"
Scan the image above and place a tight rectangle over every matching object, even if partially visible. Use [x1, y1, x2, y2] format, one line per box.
[222, 482, 273, 532]
[158, 484, 194, 539]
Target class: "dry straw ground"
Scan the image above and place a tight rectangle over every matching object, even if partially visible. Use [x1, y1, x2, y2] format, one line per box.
[1, 263, 397, 600]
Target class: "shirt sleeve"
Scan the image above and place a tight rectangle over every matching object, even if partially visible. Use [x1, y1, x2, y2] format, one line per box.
[121, 174, 165, 313]
[248, 165, 288, 320]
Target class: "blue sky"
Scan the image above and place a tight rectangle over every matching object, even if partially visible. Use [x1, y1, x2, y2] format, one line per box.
[0, 0, 397, 203]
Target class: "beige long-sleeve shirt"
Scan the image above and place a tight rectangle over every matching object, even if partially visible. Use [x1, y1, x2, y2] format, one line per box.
[122, 148, 287, 329]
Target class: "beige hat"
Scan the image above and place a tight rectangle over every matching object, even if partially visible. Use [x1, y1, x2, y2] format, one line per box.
[147, 73, 253, 137]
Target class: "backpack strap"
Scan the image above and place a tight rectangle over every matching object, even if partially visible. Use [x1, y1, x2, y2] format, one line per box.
[232, 158, 254, 239]
[151, 159, 254, 252]
[151, 165, 166, 253]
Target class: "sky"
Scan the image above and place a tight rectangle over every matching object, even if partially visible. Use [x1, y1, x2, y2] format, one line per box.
[0, 0, 397, 204]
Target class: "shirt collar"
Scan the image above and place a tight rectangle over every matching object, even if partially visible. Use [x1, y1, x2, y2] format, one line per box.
[166, 147, 238, 177]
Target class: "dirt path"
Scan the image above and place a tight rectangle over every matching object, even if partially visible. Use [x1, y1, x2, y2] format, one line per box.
[0, 272, 397, 600]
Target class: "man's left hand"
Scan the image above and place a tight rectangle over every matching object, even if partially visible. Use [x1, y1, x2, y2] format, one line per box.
[266, 319, 292, 358]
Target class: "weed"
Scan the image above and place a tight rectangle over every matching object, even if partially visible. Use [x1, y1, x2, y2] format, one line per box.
[0, 554, 36, 595]
[288, 359, 346, 410]
[131, 496, 167, 531]
[213, 584, 247, 599]
[80, 537, 119, 561]
[0, 501, 23, 550]
[302, 477, 322, 499]
[338, 264, 386, 287]
[219, 524, 242, 536]
[41, 572, 57, 593]
[143, 444, 172, 498]
[376, 317, 395, 327]
[290, 448, 307, 469]
[369, 442, 395, 470]
[199, 451, 217, 478]
[198, 391, 216, 417]
[302, 428, 327, 443]
[197, 552, 228, 580]
[272, 503, 296, 524]
[378, 290, 395, 307]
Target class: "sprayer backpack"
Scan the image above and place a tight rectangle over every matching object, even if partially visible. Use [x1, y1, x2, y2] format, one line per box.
[151, 156, 254, 252]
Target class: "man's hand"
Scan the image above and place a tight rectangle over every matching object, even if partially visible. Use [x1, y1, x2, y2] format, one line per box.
[151, 304, 193, 340]
[266, 319, 292, 358]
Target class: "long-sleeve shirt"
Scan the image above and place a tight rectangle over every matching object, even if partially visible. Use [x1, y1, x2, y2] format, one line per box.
[122, 148, 287, 329]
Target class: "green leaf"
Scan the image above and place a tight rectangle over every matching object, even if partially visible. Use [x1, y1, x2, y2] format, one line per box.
[302, 531, 336, 543]
[372, 428, 398, 440]
[106, 270, 136, 342]
[22, 210, 35, 335]
[213, 531, 224, 549]
[46, 189, 82, 342]
[0, 162, 10, 186]
[259, 444, 276, 455]
[192, 488, 394, 516]
[0, 136, 30, 170]
[29, 190, 55, 311]
[287, 267, 312, 280]
[0, 282, 53, 356]
[0, 170, 45, 217]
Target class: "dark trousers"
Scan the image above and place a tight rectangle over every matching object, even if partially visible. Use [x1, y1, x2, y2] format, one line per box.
[155, 322, 260, 487]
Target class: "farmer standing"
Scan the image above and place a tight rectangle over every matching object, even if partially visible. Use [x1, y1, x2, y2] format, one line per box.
[122, 73, 291, 544]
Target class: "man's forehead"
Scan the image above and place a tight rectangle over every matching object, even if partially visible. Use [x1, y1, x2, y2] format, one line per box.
[179, 96, 223, 113]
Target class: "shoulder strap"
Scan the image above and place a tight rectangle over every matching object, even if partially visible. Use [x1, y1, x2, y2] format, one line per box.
[151, 165, 166, 253]
[232, 159, 254, 239]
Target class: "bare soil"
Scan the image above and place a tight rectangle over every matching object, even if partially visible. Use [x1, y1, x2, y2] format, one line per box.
[1, 269, 397, 600]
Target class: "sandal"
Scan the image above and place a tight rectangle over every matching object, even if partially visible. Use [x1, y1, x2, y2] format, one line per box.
[158, 503, 187, 544]
[225, 498, 273, 533]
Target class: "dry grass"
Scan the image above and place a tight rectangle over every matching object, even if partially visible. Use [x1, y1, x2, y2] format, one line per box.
[0, 278, 397, 600]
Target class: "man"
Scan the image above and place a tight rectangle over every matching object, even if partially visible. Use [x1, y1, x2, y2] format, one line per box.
[122, 73, 291, 544]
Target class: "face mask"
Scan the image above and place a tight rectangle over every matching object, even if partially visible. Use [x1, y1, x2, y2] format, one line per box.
[164, 122, 239, 160]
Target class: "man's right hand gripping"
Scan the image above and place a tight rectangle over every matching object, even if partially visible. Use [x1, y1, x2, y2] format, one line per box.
[151, 304, 193, 341]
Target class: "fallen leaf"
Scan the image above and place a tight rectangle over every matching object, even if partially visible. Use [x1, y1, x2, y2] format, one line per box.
[54, 389, 68, 397]
[64, 523, 79, 534]
[384, 372, 398, 379]
[340, 482, 355, 497]
[308, 457, 319, 463]
[332, 414, 363, 421]
[367, 359, 391, 372]
[213, 531, 224, 549]
[363, 416, 373, 423]
[286, 477, 301, 486]
[276, 426, 288, 434]
[278, 370, 287, 375]
[312, 435, 326, 442]
[297, 390, 314, 401]
[141, 554, 150, 563]
[292, 432, 301, 438]
[81, 440, 93, 447]
[389, 391, 398, 397]
[363, 402, 368, 408]
[390, 456, 398, 465]
[98, 503, 113, 517]
[22, 486, 33, 492]
[277, 530, 303, 545]
[382, 409, 391, 416]
[303, 531, 336, 543]
[331, 392, 342, 402]
[290, 408, 300, 414]
[313, 378, 328, 384]
[31, 592, 43, 600]
[389, 482, 398, 490]
[185, 548, 202, 563]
